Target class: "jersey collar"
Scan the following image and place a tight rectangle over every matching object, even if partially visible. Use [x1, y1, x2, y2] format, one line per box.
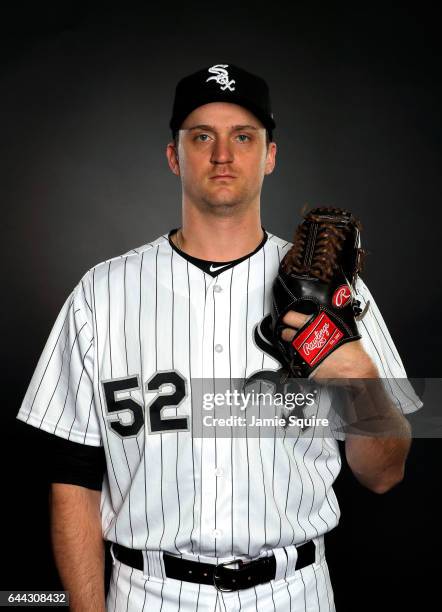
[167, 228, 268, 277]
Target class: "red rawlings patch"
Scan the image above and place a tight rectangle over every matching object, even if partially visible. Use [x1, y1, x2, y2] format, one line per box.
[332, 284, 351, 308]
[293, 313, 344, 366]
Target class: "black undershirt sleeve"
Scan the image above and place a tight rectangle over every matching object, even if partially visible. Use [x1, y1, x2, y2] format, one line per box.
[15, 419, 106, 490]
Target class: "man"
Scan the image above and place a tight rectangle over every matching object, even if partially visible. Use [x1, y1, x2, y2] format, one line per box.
[17, 63, 421, 611]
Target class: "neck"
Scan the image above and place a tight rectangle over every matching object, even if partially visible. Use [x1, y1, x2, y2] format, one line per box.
[176, 201, 264, 261]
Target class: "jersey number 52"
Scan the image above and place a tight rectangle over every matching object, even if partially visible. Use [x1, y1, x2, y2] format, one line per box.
[101, 371, 189, 438]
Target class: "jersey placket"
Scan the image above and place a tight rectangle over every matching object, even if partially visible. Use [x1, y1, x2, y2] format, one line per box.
[199, 273, 234, 557]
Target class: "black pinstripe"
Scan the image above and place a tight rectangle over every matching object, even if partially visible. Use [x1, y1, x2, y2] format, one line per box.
[228, 267, 234, 556]
[140, 250, 150, 559]
[189, 263, 199, 558]
[67, 341, 93, 439]
[244, 258, 251, 554]
[213, 280, 219, 558]
[92, 268, 123, 546]
[108, 261, 113, 378]
[83, 394, 95, 443]
[54, 320, 88, 434]
[32, 302, 74, 425]
[359, 291, 416, 407]
[125, 567, 133, 612]
[81, 278, 93, 313]
[113, 561, 121, 612]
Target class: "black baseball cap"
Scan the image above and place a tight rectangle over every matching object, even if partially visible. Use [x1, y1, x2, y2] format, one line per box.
[169, 63, 276, 138]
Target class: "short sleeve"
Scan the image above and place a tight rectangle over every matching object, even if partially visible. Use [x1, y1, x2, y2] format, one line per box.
[16, 272, 102, 447]
[354, 277, 423, 416]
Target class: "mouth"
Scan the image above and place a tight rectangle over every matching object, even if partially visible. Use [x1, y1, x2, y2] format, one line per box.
[210, 175, 236, 181]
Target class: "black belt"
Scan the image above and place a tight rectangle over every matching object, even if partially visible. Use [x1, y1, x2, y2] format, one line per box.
[113, 541, 315, 592]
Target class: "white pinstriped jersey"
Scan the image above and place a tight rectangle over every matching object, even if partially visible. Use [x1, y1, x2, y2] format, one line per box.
[17, 230, 421, 561]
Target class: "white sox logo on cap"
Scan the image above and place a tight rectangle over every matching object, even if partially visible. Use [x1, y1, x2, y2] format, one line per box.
[206, 64, 236, 91]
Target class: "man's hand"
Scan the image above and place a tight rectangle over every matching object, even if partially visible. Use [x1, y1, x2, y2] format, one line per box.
[281, 311, 376, 379]
[282, 310, 412, 494]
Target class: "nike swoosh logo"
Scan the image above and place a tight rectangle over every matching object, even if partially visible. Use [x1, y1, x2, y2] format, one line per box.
[209, 263, 230, 272]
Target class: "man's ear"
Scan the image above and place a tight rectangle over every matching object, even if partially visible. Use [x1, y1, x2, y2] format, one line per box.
[264, 141, 277, 175]
[166, 142, 180, 176]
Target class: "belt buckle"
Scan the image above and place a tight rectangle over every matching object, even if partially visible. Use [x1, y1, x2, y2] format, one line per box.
[213, 559, 244, 592]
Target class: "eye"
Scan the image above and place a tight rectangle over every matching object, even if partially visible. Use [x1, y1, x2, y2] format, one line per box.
[236, 134, 251, 143]
[195, 133, 211, 142]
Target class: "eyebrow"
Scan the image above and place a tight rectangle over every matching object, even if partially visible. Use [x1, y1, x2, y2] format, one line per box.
[183, 124, 261, 132]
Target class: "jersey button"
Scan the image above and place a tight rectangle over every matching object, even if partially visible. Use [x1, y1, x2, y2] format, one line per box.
[214, 284, 222, 293]
[214, 467, 224, 477]
[215, 344, 223, 353]
[213, 528, 223, 538]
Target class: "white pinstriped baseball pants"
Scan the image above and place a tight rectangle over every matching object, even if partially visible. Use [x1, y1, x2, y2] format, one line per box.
[106, 536, 336, 611]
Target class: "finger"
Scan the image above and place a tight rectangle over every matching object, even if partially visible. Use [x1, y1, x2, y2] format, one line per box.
[282, 311, 310, 328]
[281, 327, 296, 342]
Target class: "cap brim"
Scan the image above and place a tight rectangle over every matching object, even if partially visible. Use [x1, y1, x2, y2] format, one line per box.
[170, 92, 276, 132]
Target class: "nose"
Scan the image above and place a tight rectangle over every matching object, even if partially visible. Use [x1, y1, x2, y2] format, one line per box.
[210, 136, 233, 165]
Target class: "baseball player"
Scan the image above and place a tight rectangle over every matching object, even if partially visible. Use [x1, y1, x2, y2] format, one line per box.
[17, 63, 422, 611]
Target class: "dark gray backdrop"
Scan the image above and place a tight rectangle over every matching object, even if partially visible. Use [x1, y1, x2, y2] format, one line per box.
[2, 4, 440, 610]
